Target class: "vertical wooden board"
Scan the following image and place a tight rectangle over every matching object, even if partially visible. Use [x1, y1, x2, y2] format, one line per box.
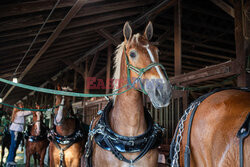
[73, 71, 77, 103]
[234, 0, 247, 87]
[106, 46, 112, 94]
[174, 0, 182, 76]
[84, 59, 89, 94]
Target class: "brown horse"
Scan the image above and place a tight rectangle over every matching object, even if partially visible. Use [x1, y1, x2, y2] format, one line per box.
[49, 85, 87, 167]
[86, 22, 172, 167]
[170, 88, 250, 167]
[25, 104, 49, 167]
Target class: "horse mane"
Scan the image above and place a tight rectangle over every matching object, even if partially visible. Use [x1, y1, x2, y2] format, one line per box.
[112, 41, 125, 100]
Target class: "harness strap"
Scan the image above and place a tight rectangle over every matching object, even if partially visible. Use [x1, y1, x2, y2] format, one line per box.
[237, 112, 250, 167]
[52, 138, 75, 167]
[104, 134, 155, 166]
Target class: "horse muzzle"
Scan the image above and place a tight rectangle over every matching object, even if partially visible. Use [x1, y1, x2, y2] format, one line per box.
[145, 79, 172, 109]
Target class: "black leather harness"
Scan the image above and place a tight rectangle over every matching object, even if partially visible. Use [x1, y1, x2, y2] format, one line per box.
[170, 88, 250, 167]
[24, 123, 48, 142]
[48, 118, 86, 167]
[85, 101, 164, 167]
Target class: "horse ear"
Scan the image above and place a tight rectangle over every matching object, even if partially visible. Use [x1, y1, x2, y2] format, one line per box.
[144, 21, 153, 40]
[123, 21, 132, 41]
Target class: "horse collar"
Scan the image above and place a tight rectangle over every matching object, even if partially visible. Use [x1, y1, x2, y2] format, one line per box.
[48, 119, 84, 145]
[91, 101, 164, 165]
[25, 123, 48, 142]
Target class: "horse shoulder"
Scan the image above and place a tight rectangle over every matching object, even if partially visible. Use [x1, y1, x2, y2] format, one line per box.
[182, 89, 250, 166]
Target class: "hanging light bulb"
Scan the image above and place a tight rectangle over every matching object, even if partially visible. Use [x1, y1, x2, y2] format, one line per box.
[0, 94, 3, 103]
[13, 77, 18, 83]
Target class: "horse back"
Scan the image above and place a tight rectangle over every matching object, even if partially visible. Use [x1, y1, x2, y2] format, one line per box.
[180, 89, 250, 167]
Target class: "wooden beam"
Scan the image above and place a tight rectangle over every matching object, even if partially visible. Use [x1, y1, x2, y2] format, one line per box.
[170, 60, 239, 85]
[234, 0, 248, 87]
[106, 46, 112, 94]
[0, 0, 104, 18]
[174, 0, 182, 76]
[210, 0, 235, 18]
[88, 53, 99, 77]
[3, 0, 88, 101]
[0, 8, 140, 33]
[61, 59, 85, 77]
[95, 67, 106, 79]
[0, 0, 152, 28]
[97, 29, 121, 46]
[160, 36, 235, 54]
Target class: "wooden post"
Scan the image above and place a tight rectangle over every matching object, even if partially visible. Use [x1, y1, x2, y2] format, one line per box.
[106, 46, 112, 94]
[174, 0, 182, 76]
[84, 59, 89, 94]
[73, 71, 77, 103]
[234, 0, 248, 87]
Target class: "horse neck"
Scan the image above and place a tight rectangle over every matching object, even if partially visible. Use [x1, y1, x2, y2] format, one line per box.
[31, 118, 39, 136]
[55, 109, 76, 136]
[110, 51, 147, 136]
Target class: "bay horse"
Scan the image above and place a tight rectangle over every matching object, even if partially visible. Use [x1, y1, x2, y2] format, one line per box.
[170, 88, 250, 167]
[48, 85, 87, 167]
[85, 21, 172, 167]
[25, 104, 49, 167]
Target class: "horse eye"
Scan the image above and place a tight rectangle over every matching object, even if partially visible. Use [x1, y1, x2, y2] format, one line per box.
[130, 51, 136, 58]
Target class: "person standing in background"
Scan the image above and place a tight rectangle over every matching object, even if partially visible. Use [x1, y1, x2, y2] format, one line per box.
[6, 101, 32, 167]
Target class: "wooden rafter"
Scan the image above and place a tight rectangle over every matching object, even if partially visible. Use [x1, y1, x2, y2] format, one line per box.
[97, 29, 121, 46]
[3, 0, 88, 101]
[170, 60, 239, 85]
[210, 0, 235, 18]
[61, 59, 85, 77]
[88, 53, 100, 77]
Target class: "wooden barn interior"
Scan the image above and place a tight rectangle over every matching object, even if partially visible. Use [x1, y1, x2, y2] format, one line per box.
[0, 0, 249, 166]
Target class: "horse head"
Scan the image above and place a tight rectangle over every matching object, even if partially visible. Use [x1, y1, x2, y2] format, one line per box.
[32, 103, 42, 136]
[54, 84, 74, 125]
[121, 21, 172, 108]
